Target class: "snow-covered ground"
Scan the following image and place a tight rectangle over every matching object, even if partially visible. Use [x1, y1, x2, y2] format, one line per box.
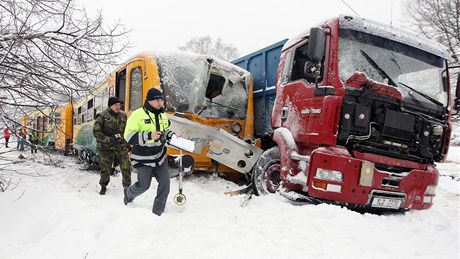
[451, 118, 460, 145]
[0, 144, 459, 259]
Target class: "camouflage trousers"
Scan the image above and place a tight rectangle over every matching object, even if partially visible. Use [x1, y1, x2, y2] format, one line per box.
[98, 149, 131, 188]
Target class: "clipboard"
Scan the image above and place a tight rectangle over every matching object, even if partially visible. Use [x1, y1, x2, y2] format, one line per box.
[168, 134, 195, 153]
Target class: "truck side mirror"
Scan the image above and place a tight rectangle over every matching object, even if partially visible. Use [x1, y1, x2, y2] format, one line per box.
[307, 27, 326, 64]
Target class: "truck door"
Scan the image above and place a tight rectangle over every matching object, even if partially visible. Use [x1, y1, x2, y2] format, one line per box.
[275, 36, 335, 145]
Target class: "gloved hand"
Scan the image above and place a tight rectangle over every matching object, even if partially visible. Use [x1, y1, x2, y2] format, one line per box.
[159, 133, 167, 144]
[113, 133, 125, 144]
[147, 131, 162, 141]
[165, 133, 175, 144]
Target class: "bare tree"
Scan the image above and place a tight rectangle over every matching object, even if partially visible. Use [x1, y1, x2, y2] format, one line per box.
[403, 0, 460, 64]
[404, 0, 460, 115]
[0, 0, 130, 178]
[0, 0, 130, 127]
[179, 36, 239, 61]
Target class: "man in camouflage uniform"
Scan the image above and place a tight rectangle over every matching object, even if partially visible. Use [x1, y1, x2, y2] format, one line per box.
[93, 96, 131, 195]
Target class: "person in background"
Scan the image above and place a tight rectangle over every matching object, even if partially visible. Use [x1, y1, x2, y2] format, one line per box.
[3, 127, 11, 148]
[123, 88, 175, 216]
[29, 131, 38, 154]
[16, 129, 25, 151]
[93, 97, 131, 195]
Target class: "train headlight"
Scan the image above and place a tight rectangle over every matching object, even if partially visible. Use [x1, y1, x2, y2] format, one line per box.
[231, 122, 242, 134]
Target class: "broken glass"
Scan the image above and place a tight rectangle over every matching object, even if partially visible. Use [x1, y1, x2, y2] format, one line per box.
[157, 52, 249, 120]
[338, 29, 447, 107]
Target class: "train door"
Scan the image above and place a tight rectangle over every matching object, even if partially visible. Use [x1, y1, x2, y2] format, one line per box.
[126, 59, 146, 112]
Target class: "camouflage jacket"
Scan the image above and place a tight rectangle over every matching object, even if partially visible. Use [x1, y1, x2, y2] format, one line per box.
[93, 108, 128, 152]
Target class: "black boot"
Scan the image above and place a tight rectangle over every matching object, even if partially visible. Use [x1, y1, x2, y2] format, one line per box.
[123, 187, 133, 205]
[152, 210, 163, 216]
[99, 186, 107, 195]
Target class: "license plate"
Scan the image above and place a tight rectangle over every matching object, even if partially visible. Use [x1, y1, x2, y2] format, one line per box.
[371, 196, 403, 209]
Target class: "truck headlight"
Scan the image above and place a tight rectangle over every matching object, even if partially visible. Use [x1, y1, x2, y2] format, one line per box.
[432, 125, 443, 136]
[315, 168, 343, 182]
[425, 185, 436, 195]
[359, 161, 374, 187]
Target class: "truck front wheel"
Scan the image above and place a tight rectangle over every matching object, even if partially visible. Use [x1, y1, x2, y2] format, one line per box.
[252, 147, 281, 195]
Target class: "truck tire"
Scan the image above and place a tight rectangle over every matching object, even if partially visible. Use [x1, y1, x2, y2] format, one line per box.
[252, 146, 281, 196]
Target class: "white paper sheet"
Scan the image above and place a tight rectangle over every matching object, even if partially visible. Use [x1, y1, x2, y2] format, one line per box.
[169, 134, 195, 153]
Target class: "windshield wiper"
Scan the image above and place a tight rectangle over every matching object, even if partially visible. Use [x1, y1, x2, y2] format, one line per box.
[360, 49, 443, 108]
[360, 49, 399, 87]
[398, 82, 444, 108]
[196, 100, 239, 116]
[210, 100, 238, 111]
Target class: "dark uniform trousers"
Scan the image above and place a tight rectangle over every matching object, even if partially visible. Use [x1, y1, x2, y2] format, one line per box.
[126, 162, 170, 214]
[99, 149, 131, 188]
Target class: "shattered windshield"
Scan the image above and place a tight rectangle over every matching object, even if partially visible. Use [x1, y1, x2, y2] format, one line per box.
[338, 29, 447, 107]
[157, 53, 248, 119]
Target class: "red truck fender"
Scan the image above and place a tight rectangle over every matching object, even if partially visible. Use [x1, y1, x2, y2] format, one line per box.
[272, 128, 308, 184]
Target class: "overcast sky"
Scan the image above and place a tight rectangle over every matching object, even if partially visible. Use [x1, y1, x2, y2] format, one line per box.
[78, 0, 405, 60]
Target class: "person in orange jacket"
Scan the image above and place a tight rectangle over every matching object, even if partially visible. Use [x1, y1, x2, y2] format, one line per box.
[3, 127, 11, 148]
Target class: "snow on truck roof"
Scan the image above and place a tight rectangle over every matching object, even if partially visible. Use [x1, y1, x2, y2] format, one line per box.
[283, 15, 450, 60]
[339, 15, 450, 59]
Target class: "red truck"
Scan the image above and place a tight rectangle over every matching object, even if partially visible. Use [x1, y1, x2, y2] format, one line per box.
[233, 15, 458, 211]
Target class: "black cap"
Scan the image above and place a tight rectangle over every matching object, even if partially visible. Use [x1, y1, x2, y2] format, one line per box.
[108, 96, 121, 107]
[146, 88, 164, 101]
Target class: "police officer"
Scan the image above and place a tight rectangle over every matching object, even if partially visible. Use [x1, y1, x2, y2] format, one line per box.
[123, 88, 175, 216]
[93, 96, 131, 195]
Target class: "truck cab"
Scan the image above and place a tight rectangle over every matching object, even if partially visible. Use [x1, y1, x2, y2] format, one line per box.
[246, 15, 454, 211]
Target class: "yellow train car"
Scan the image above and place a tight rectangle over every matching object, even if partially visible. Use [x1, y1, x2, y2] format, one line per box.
[72, 76, 114, 162]
[21, 103, 73, 153]
[54, 103, 73, 153]
[73, 51, 255, 178]
[25, 107, 55, 145]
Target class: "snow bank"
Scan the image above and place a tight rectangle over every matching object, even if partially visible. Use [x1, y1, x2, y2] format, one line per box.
[450, 119, 460, 146]
[0, 147, 459, 259]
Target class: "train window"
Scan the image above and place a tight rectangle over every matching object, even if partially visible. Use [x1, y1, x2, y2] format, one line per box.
[43, 116, 48, 130]
[87, 99, 94, 109]
[116, 69, 127, 104]
[94, 96, 101, 108]
[87, 109, 93, 121]
[129, 67, 143, 111]
[55, 112, 61, 124]
[206, 74, 226, 100]
[198, 71, 248, 120]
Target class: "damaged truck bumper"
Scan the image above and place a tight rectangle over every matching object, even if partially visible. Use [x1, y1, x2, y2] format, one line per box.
[304, 146, 439, 210]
